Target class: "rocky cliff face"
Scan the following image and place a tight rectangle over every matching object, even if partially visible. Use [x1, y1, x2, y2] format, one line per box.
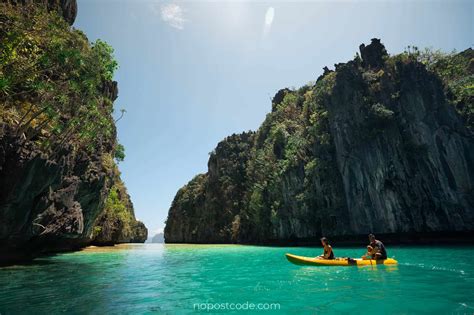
[0, 0, 77, 25]
[92, 175, 148, 245]
[0, 124, 112, 262]
[0, 2, 146, 264]
[165, 132, 255, 243]
[328, 44, 473, 235]
[165, 39, 474, 244]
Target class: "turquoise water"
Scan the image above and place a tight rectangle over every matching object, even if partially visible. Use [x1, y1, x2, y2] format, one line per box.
[1, 244, 473, 314]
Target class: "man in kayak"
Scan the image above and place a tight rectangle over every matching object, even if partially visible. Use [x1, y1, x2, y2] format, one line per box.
[362, 245, 378, 260]
[317, 237, 335, 259]
[366, 234, 387, 260]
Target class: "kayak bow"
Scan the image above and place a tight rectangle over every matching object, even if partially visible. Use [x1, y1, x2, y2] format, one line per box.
[285, 253, 397, 266]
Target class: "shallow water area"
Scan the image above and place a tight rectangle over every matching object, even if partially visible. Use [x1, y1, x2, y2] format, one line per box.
[1, 244, 473, 314]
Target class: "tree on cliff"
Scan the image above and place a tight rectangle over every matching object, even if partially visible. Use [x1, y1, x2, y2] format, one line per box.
[165, 39, 474, 244]
[0, 2, 147, 264]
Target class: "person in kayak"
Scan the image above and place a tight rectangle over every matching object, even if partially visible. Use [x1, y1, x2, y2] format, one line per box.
[362, 245, 379, 260]
[318, 237, 335, 259]
[367, 234, 387, 260]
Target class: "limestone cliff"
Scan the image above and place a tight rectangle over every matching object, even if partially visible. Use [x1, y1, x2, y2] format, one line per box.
[1, 0, 77, 25]
[0, 2, 146, 264]
[165, 132, 255, 243]
[92, 174, 148, 245]
[165, 39, 474, 244]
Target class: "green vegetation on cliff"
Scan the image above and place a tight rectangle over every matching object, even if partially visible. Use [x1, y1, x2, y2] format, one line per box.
[165, 39, 473, 244]
[92, 166, 147, 244]
[0, 2, 146, 263]
[0, 4, 118, 154]
[391, 46, 473, 131]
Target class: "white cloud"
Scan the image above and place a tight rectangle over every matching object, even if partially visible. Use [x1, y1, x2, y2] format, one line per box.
[160, 3, 186, 30]
[263, 7, 275, 37]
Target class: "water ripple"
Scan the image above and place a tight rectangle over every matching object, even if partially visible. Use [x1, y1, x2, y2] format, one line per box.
[0, 244, 473, 314]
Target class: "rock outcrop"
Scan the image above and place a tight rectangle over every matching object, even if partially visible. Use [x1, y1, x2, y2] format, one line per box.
[359, 38, 388, 69]
[165, 39, 474, 244]
[92, 176, 148, 245]
[0, 2, 145, 264]
[0, 0, 78, 25]
[0, 124, 110, 262]
[165, 132, 255, 243]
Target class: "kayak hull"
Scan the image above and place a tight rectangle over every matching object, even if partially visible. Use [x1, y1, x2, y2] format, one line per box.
[285, 253, 397, 266]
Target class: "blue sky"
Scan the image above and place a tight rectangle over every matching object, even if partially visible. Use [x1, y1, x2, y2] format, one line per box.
[75, 0, 473, 236]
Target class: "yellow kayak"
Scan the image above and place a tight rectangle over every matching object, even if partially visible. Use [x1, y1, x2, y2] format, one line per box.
[286, 253, 398, 266]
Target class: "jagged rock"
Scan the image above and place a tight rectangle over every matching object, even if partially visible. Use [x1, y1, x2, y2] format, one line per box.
[327, 57, 473, 235]
[0, 0, 77, 25]
[165, 132, 255, 243]
[316, 66, 333, 82]
[165, 41, 474, 245]
[359, 38, 388, 69]
[0, 120, 146, 265]
[132, 221, 148, 243]
[55, 0, 77, 25]
[91, 177, 147, 245]
[0, 2, 146, 264]
[102, 80, 119, 101]
[272, 88, 292, 111]
[0, 125, 111, 263]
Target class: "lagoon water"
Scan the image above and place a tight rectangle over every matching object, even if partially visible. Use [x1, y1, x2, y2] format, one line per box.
[1, 244, 473, 314]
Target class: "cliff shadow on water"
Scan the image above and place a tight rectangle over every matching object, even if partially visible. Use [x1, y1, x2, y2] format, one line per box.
[165, 39, 474, 245]
[0, 1, 147, 265]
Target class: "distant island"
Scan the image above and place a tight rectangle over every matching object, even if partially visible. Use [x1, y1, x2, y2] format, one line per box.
[147, 233, 164, 243]
[165, 39, 473, 245]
